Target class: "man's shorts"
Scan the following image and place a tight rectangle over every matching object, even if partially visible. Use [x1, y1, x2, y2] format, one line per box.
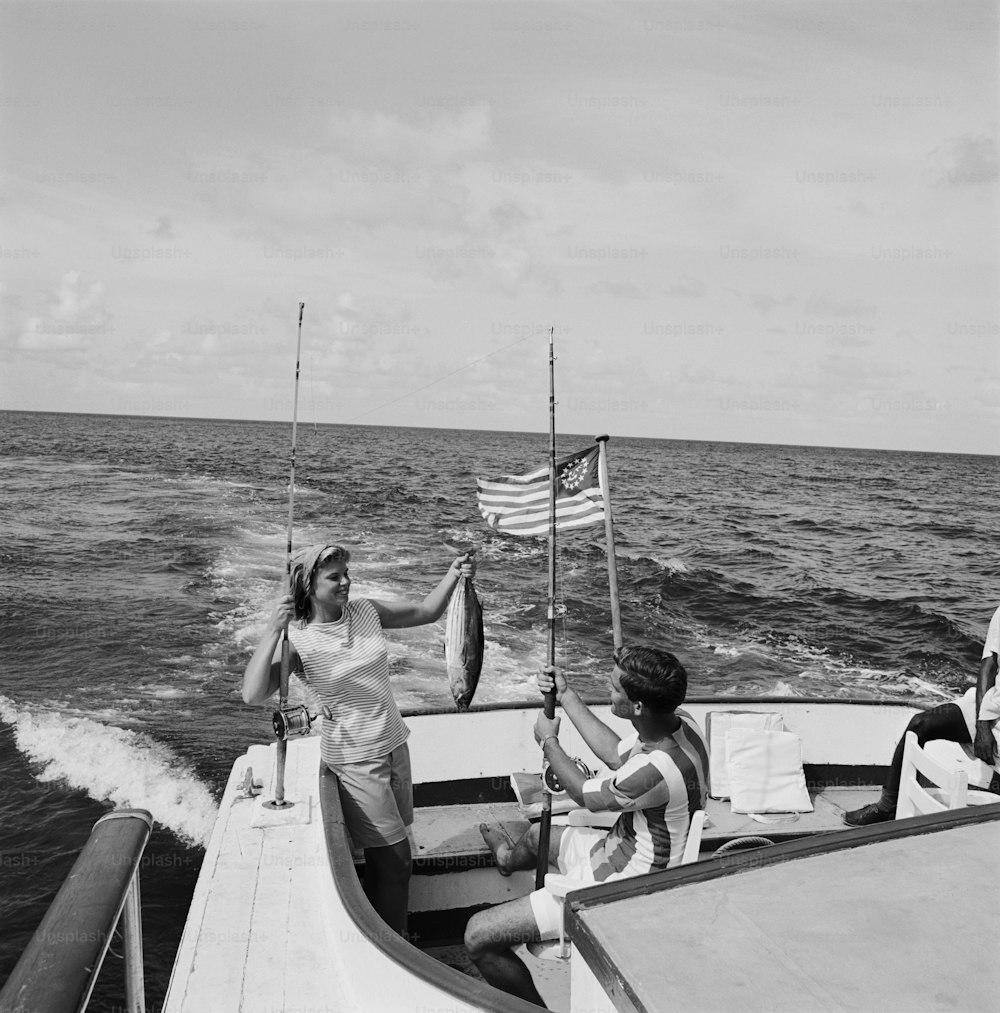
[528, 825, 606, 940]
[327, 743, 413, 850]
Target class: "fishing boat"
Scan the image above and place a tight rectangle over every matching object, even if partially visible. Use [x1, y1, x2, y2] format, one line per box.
[8, 693, 994, 1013]
[161, 695, 999, 1013]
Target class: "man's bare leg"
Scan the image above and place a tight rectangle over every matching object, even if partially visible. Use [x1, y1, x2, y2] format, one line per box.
[479, 822, 543, 876]
[465, 895, 547, 1006]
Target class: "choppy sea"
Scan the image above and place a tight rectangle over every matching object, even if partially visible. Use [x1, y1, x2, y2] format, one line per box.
[1, 409, 997, 1008]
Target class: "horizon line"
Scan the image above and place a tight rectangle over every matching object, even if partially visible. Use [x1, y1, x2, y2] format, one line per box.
[3, 407, 996, 459]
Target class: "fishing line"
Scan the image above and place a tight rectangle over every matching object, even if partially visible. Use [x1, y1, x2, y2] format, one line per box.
[343, 332, 535, 423]
[308, 342, 318, 431]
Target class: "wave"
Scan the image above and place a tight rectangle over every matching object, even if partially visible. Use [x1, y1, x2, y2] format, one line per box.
[0, 695, 217, 847]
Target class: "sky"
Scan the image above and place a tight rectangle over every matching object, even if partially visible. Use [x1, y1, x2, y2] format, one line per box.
[1, 0, 998, 454]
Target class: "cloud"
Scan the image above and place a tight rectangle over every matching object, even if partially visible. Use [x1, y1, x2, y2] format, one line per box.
[489, 201, 534, 234]
[803, 293, 878, 317]
[16, 272, 113, 351]
[586, 280, 647, 299]
[664, 278, 706, 298]
[150, 215, 176, 238]
[750, 294, 782, 315]
[932, 135, 1000, 187]
[972, 381, 1000, 410]
[324, 104, 492, 168]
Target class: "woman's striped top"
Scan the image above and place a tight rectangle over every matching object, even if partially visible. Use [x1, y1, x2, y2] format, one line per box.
[289, 597, 409, 765]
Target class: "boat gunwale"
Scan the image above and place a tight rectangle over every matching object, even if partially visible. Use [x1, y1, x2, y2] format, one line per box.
[318, 762, 542, 1013]
[564, 802, 1000, 1013]
[399, 694, 940, 718]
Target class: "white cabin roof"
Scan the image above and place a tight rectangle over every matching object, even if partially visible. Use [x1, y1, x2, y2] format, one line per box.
[568, 811, 1000, 1013]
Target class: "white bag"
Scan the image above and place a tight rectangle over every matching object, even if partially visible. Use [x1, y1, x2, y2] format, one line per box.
[726, 727, 814, 814]
[706, 710, 785, 799]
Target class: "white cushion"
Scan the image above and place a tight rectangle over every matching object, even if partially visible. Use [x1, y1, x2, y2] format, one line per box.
[706, 711, 785, 799]
[725, 728, 814, 814]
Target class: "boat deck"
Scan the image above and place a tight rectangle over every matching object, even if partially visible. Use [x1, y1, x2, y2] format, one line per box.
[410, 786, 878, 864]
[164, 735, 883, 1013]
[164, 742, 353, 1013]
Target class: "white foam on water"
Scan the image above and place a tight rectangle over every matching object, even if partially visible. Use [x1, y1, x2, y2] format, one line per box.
[0, 694, 218, 847]
[769, 681, 801, 696]
[901, 675, 953, 700]
[662, 557, 690, 574]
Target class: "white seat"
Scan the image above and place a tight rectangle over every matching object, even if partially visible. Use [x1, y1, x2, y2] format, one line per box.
[681, 809, 707, 864]
[923, 739, 996, 789]
[895, 731, 969, 820]
[529, 810, 706, 961]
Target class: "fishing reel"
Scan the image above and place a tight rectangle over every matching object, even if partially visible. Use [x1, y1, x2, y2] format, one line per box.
[272, 703, 332, 741]
[543, 757, 593, 793]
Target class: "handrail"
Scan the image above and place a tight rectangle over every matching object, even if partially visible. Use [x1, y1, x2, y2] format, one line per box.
[0, 809, 153, 1013]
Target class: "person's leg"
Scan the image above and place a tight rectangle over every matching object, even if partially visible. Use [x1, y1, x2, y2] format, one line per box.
[468, 825, 600, 1003]
[465, 895, 546, 1006]
[363, 838, 412, 935]
[845, 702, 971, 826]
[480, 822, 565, 876]
[334, 751, 412, 934]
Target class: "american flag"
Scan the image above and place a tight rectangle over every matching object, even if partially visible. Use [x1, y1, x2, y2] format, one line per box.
[477, 445, 605, 536]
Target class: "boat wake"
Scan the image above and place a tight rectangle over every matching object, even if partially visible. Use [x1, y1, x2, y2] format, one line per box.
[0, 694, 218, 847]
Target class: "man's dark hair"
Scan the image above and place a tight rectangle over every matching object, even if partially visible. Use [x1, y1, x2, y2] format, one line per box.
[613, 645, 687, 712]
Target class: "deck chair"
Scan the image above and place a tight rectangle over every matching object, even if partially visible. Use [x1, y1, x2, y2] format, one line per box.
[895, 731, 969, 819]
[529, 810, 706, 961]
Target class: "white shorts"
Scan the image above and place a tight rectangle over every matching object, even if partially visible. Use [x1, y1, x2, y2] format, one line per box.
[527, 825, 607, 940]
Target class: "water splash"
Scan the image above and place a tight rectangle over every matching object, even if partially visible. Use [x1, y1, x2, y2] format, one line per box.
[0, 694, 217, 847]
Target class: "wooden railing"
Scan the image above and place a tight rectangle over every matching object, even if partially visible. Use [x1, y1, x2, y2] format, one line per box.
[0, 809, 153, 1013]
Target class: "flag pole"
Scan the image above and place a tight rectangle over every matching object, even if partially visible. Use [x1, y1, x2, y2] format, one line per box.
[595, 434, 622, 649]
[265, 300, 304, 811]
[536, 326, 558, 890]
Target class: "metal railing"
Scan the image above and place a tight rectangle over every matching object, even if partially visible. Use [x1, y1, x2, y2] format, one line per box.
[0, 809, 153, 1013]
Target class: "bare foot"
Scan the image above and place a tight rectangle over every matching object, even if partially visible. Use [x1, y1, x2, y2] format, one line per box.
[479, 822, 513, 876]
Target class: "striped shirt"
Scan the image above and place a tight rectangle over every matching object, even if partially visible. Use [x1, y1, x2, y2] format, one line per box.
[581, 709, 709, 881]
[288, 598, 409, 765]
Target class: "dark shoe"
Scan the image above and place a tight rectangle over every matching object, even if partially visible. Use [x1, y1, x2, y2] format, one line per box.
[843, 802, 894, 827]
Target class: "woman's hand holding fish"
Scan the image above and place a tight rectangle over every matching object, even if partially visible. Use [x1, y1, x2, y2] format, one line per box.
[449, 552, 476, 580]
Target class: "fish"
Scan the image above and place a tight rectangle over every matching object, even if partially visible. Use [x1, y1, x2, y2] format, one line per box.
[444, 575, 484, 711]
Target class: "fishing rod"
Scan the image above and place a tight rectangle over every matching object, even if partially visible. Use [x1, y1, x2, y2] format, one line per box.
[265, 301, 305, 811]
[535, 326, 558, 889]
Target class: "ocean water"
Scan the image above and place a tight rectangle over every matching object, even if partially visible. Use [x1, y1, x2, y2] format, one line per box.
[0, 409, 997, 1008]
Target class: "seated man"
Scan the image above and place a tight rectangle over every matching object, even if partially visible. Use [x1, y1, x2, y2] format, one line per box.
[465, 645, 709, 1006]
[845, 602, 1000, 826]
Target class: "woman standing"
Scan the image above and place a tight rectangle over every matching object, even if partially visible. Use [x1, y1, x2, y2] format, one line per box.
[242, 543, 475, 935]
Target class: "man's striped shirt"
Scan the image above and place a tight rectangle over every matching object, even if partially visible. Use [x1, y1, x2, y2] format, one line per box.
[289, 598, 408, 766]
[581, 710, 709, 880]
